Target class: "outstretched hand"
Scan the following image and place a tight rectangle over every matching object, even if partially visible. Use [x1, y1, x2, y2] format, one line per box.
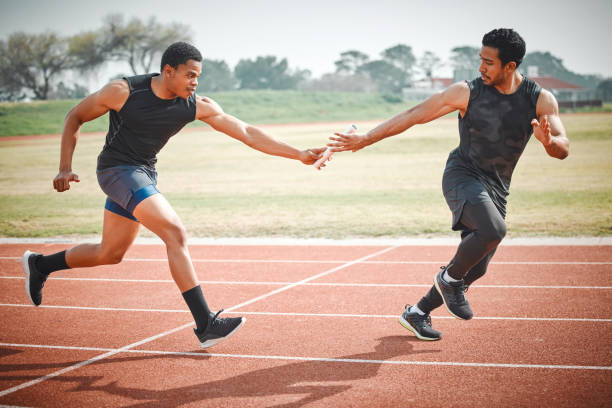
[327, 131, 368, 152]
[531, 116, 552, 146]
[53, 170, 80, 192]
[299, 147, 327, 165]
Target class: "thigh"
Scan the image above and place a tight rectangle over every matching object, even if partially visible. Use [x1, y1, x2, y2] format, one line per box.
[459, 198, 505, 234]
[100, 208, 141, 252]
[132, 193, 185, 241]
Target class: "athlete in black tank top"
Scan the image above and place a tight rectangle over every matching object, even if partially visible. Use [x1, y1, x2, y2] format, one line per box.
[98, 73, 197, 171]
[328, 29, 569, 341]
[22, 42, 326, 350]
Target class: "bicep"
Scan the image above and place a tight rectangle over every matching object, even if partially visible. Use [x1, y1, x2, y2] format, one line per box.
[536, 90, 566, 136]
[68, 81, 127, 124]
[197, 96, 250, 142]
[413, 82, 469, 123]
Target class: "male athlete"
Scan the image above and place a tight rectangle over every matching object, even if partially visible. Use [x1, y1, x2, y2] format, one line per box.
[328, 29, 569, 340]
[22, 42, 325, 348]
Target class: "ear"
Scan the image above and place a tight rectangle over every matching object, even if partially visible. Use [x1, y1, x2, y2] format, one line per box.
[504, 61, 517, 73]
[162, 64, 175, 78]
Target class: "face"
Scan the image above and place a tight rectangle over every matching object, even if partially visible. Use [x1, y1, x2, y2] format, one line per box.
[163, 59, 202, 98]
[478, 46, 514, 86]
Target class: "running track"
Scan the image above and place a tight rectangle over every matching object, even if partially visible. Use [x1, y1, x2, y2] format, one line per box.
[0, 241, 610, 407]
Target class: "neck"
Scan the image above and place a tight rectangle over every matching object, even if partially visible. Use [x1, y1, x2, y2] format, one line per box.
[494, 71, 523, 95]
[150, 75, 177, 100]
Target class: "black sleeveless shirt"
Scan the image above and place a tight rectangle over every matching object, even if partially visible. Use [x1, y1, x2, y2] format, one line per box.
[97, 74, 197, 170]
[443, 76, 541, 215]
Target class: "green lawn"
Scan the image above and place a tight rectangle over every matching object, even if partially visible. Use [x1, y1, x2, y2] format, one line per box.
[0, 91, 409, 137]
[1, 112, 610, 238]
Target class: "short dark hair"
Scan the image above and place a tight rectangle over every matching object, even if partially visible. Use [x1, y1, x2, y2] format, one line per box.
[482, 28, 526, 68]
[160, 42, 202, 71]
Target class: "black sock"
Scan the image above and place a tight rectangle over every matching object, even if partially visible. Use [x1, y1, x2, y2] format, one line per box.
[35, 250, 70, 275]
[182, 285, 212, 332]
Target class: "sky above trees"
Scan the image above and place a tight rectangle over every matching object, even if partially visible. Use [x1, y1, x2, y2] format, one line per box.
[1, 0, 611, 88]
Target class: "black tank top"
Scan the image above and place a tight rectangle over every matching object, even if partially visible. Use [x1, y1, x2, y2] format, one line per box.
[97, 74, 197, 170]
[443, 76, 541, 214]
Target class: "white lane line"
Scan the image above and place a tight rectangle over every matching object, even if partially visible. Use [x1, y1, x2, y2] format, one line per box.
[0, 342, 609, 371]
[1, 303, 610, 322]
[1, 276, 610, 290]
[2, 256, 611, 265]
[0, 245, 396, 397]
[0, 322, 194, 398]
[223, 246, 398, 312]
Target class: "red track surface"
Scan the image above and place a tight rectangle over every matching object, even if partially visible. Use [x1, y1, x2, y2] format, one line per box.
[1, 243, 611, 407]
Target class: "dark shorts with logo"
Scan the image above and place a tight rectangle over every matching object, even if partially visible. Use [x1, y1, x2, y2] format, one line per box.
[96, 165, 160, 222]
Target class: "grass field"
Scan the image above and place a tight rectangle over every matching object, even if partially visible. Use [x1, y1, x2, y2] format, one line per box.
[0, 91, 409, 137]
[0, 111, 610, 238]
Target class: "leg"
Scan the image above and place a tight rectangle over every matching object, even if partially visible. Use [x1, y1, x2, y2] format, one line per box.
[416, 246, 497, 314]
[433, 200, 505, 319]
[22, 208, 139, 306]
[413, 200, 504, 317]
[133, 193, 245, 347]
[66, 209, 140, 267]
[445, 200, 506, 280]
[132, 193, 197, 292]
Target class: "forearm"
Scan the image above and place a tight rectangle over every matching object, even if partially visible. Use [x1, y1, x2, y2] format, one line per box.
[243, 125, 302, 160]
[58, 114, 82, 171]
[363, 108, 419, 147]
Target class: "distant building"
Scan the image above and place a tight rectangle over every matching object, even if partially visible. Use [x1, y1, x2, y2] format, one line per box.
[405, 67, 602, 108]
[530, 76, 601, 108]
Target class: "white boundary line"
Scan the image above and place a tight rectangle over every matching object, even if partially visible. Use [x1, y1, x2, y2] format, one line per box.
[0, 245, 396, 398]
[1, 304, 610, 322]
[0, 342, 609, 371]
[1, 236, 611, 245]
[1, 276, 610, 290]
[2, 256, 610, 265]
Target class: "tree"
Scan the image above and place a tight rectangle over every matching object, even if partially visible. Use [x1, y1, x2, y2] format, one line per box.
[381, 44, 416, 84]
[358, 60, 406, 94]
[334, 50, 369, 75]
[0, 32, 73, 100]
[102, 14, 192, 75]
[596, 79, 612, 102]
[523, 51, 601, 89]
[68, 30, 108, 73]
[450, 46, 480, 71]
[417, 51, 442, 81]
[299, 72, 376, 93]
[197, 59, 237, 92]
[234, 56, 307, 90]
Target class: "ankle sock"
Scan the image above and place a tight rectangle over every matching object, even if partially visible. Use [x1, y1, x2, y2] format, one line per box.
[409, 305, 426, 316]
[443, 270, 461, 283]
[182, 285, 212, 332]
[35, 251, 69, 275]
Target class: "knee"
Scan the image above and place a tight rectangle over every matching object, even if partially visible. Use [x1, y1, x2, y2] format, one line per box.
[162, 223, 188, 248]
[483, 221, 506, 247]
[100, 247, 127, 265]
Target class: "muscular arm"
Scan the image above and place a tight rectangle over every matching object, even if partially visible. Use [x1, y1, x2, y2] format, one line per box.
[328, 82, 470, 152]
[195, 95, 323, 164]
[532, 89, 569, 160]
[55, 80, 129, 191]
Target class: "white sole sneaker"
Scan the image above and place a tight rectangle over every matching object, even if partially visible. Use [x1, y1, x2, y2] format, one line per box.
[199, 317, 246, 349]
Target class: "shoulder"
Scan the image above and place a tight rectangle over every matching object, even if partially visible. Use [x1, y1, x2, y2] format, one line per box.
[95, 79, 130, 111]
[195, 94, 224, 120]
[439, 81, 470, 110]
[536, 88, 559, 116]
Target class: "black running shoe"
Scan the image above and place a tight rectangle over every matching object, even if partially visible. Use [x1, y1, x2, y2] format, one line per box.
[194, 310, 245, 349]
[22, 250, 47, 306]
[434, 268, 473, 320]
[399, 305, 441, 341]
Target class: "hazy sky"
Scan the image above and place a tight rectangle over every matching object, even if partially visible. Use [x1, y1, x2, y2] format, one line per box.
[1, 0, 611, 88]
